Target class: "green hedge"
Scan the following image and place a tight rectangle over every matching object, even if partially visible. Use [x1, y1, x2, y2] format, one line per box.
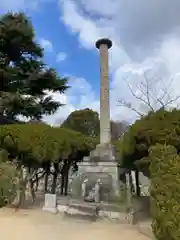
[117, 109, 180, 176]
[0, 124, 97, 165]
[149, 144, 180, 240]
[0, 150, 19, 207]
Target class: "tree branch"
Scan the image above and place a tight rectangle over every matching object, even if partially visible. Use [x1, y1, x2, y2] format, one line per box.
[118, 99, 144, 117]
[123, 76, 155, 111]
[118, 72, 180, 115]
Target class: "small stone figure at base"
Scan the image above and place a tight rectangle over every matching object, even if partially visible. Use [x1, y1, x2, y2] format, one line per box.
[94, 179, 101, 203]
[81, 178, 88, 198]
[84, 179, 102, 203]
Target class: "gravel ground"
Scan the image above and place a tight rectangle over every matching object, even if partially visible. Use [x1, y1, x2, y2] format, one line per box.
[0, 208, 150, 240]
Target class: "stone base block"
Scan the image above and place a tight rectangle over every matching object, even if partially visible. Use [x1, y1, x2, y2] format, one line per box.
[70, 142, 120, 201]
[43, 194, 57, 214]
[43, 206, 57, 214]
[74, 161, 119, 200]
[90, 143, 116, 162]
[64, 203, 98, 221]
[98, 210, 131, 224]
[57, 204, 68, 213]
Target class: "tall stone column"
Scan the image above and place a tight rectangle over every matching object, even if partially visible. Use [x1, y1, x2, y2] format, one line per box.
[96, 38, 112, 145]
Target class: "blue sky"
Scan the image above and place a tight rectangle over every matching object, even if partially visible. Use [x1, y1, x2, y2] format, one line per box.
[31, 2, 100, 89]
[1, 0, 180, 125]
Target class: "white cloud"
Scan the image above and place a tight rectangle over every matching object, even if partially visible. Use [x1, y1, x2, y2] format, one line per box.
[56, 52, 67, 62]
[43, 91, 75, 125]
[80, 0, 120, 17]
[39, 38, 53, 52]
[44, 0, 180, 125]
[5, 0, 180, 125]
[43, 77, 98, 125]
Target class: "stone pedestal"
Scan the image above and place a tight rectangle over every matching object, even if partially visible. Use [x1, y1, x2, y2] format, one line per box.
[90, 143, 116, 162]
[79, 160, 119, 198]
[70, 143, 120, 202]
[43, 194, 57, 213]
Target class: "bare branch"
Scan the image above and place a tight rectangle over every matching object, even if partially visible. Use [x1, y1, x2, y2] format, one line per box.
[164, 95, 180, 107]
[118, 99, 144, 117]
[32, 170, 46, 184]
[123, 76, 155, 112]
[118, 72, 180, 116]
[27, 168, 38, 181]
[142, 72, 154, 110]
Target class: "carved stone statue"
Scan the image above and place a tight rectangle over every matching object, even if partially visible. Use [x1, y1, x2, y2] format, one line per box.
[94, 178, 101, 202]
[81, 178, 88, 198]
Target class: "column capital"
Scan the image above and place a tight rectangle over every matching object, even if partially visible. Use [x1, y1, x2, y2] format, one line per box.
[95, 38, 112, 49]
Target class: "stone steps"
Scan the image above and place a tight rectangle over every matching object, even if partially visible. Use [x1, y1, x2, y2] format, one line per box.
[56, 196, 132, 223]
[58, 201, 131, 223]
[98, 210, 132, 224]
[64, 203, 98, 221]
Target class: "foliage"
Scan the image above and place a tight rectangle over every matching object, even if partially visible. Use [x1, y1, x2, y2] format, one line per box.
[0, 12, 68, 120]
[0, 151, 19, 207]
[61, 108, 100, 137]
[117, 109, 180, 176]
[111, 120, 129, 140]
[62, 108, 128, 140]
[0, 123, 97, 165]
[149, 144, 180, 240]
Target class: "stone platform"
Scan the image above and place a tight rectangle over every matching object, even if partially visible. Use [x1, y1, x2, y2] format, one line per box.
[56, 197, 131, 223]
[70, 143, 120, 202]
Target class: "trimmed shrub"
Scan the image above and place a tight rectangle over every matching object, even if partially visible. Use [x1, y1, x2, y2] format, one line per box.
[149, 144, 180, 240]
[0, 159, 19, 207]
[0, 124, 97, 165]
[117, 109, 180, 176]
[0, 124, 97, 206]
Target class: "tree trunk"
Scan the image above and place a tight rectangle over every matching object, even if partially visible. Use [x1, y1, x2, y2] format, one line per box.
[44, 164, 50, 193]
[129, 172, 134, 193]
[51, 173, 57, 194]
[16, 188, 26, 209]
[29, 179, 36, 202]
[44, 173, 49, 193]
[60, 173, 64, 195]
[35, 174, 39, 192]
[15, 170, 26, 209]
[64, 171, 69, 196]
[60, 161, 70, 196]
[51, 163, 59, 194]
[125, 172, 132, 210]
[135, 169, 141, 196]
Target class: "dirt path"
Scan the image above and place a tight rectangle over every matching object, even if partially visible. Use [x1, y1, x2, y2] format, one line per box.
[0, 208, 149, 240]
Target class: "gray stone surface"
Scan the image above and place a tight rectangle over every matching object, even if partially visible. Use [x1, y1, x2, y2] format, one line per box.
[98, 210, 132, 224]
[43, 194, 57, 213]
[64, 203, 98, 221]
[90, 143, 116, 162]
[139, 173, 150, 196]
[96, 39, 112, 145]
[70, 161, 119, 201]
[56, 200, 131, 223]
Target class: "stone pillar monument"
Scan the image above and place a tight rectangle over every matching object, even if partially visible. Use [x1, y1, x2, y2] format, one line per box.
[89, 38, 115, 161]
[96, 38, 112, 145]
[70, 38, 120, 202]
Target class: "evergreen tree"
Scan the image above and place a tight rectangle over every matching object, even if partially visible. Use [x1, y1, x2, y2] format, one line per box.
[0, 12, 68, 121]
